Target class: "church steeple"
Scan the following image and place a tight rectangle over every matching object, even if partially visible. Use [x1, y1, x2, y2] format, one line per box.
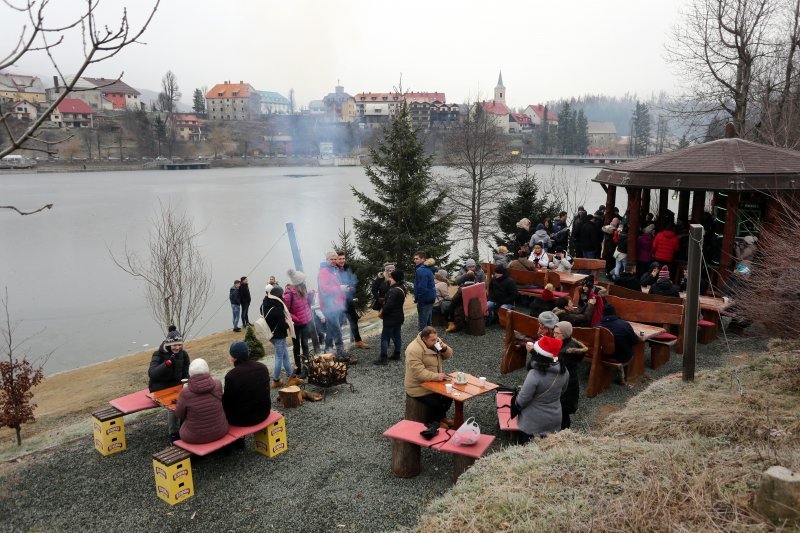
[494, 70, 505, 104]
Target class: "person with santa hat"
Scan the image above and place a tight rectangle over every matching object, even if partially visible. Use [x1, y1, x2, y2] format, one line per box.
[513, 336, 569, 442]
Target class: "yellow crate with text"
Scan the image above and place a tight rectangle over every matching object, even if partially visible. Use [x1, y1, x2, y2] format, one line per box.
[91, 406, 126, 456]
[253, 416, 288, 457]
[152, 446, 194, 505]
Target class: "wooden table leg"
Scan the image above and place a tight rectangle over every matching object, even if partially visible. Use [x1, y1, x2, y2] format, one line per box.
[452, 454, 475, 482]
[629, 343, 646, 380]
[454, 401, 464, 428]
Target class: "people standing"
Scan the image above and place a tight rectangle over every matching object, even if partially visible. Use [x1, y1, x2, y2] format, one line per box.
[371, 263, 395, 313]
[404, 326, 454, 426]
[222, 341, 271, 427]
[148, 328, 189, 443]
[514, 218, 532, 256]
[578, 212, 604, 259]
[318, 251, 348, 361]
[553, 321, 587, 429]
[413, 251, 436, 331]
[174, 358, 229, 445]
[652, 223, 680, 277]
[374, 270, 407, 365]
[515, 336, 568, 441]
[337, 251, 369, 351]
[261, 284, 296, 387]
[239, 276, 252, 327]
[637, 225, 655, 276]
[284, 269, 313, 381]
[229, 279, 242, 332]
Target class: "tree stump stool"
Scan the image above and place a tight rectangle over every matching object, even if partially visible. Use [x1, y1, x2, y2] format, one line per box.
[432, 310, 448, 327]
[405, 395, 429, 423]
[452, 454, 476, 482]
[279, 386, 303, 408]
[649, 344, 671, 369]
[467, 297, 485, 336]
[391, 439, 421, 478]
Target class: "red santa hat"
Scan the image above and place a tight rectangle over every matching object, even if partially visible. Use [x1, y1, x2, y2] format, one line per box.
[533, 336, 563, 362]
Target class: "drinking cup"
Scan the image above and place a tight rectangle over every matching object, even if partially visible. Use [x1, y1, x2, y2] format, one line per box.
[445, 383, 453, 394]
[479, 376, 487, 387]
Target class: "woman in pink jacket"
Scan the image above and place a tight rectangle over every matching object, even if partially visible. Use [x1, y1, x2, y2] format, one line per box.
[284, 269, 313, 382]
[174, 358, 229, 444]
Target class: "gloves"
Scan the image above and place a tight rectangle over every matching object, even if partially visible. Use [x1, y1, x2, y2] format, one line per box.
[165, 357, 174, 367]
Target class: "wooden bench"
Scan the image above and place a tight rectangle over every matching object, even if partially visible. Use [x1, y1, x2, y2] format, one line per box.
[174, 410, 286, 457]
[507, 269, 569, 298]
[603, 294, 684, 371]
[92, 389, 159, 456]
[572, 257, 605, 278]
[383, 419, 495, 482]
[109, 388, 159, 414]
[495, 392, 519, 430]
[499, 308, 538, 374]
[570, 326, 624, 397]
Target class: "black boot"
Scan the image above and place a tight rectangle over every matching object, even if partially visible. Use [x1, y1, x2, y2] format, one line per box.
[373, 356, 388, 366]
[388, 352, 401, 361]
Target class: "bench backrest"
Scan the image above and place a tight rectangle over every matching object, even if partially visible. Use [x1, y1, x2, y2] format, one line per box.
[603, 294, 683, 327]
[508, 268, 547, 287]
[462, 282, 488, 317]
[602, 282, 683, 305]
[572, 258, 605, 273]
[572, 326, 616, 358]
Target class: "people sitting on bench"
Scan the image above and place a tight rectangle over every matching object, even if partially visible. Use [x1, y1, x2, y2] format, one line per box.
[526, 243, 549, 269]
[222, 342, 271, 429]
[446, 272, 476, 332]
[553, 321, 588, 430]
[639, 261, 661, 288]
[515, 336, 568, 442]
[175, 358, 229, 445]
[487, 263, 518, 325]
[404, 326, 454, 428]
[454, 258, 486, 286]
[530, 284, 556, 315]
[148, 328, 190, 443]
[598, 304, 639, 383]
[433, 270, 452, 319]
[649, 265, 680, 297]
[548, 248, 573, 272]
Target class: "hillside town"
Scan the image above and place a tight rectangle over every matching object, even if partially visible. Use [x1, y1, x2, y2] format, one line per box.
[0, 69, 666, 164]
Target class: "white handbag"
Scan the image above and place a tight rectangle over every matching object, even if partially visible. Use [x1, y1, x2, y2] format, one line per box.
[254, 308, 274, 342]
[453, 417, 480, 446]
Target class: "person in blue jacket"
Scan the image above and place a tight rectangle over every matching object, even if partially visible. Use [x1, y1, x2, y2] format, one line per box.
[413, 251, 436, 331]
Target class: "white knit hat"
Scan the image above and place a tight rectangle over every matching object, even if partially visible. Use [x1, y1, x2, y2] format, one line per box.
[188, 358, 209, 377]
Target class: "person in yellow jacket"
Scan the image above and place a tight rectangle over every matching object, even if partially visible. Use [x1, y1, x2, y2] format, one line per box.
[404, 326, 454, 427]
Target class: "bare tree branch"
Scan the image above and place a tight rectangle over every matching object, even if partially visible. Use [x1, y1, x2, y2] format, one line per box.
[0, 204, 54, 215]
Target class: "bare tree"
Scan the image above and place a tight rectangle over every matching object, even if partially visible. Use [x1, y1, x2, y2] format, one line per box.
[542, 165, 590, 219]
[110, 202, 212, 339]
[439, 102, 517, 257]
[157, 70, 181, 157]
[0, 288, 46, 446]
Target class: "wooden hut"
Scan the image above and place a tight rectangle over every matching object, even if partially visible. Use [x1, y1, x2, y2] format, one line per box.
[592, 132, 800, 285]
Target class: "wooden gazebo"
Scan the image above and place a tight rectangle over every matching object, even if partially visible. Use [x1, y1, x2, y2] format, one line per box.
[593, 135, 800, 284]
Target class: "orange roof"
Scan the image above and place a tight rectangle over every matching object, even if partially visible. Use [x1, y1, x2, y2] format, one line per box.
[526, 104, 559, 122]
[206, 82, 256, 100]
[57, 98, 92, 114]
[404, 92, 446, 104]
[354, 91, 445, 104]
[480, 100, 510, 115]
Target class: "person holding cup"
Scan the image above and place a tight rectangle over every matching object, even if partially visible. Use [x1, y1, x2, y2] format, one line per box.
[148, 327, 190, 444]
[404, 326, 454, 428]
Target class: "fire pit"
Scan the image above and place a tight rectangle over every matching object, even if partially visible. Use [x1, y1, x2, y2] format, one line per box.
[302, 354, 355, 400]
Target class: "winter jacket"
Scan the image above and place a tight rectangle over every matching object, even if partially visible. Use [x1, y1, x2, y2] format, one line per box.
[548, 254, 573, 272]
[514, 228, 531, 250]
[615, 231, 628, 254]
[556, 337, 588, 416]
[559, 300, 596, 327]
[553, 226, 570, 249]
[175, 373, 229, 444]
[434, 280, 450, 305]
[404, 333, 453, 398]
[381, 284, 407, 328]
[649, 277, 681, 298]
[493, 253, 510, 268]
[337, 263, 358, 301]
[637, 233, 654, 263]
[578, 219, 603, 255]
[639, 262, 661, 287]
[527, 250, 550, 269]
[516, 363, 569, 436]
[318, 262, 345, 312]
[239, 282, 251, 306]
[454, 266, 486, 286]
[615, 272, 642, 292]
[229, 286, 241, 306]
[508, 257, 540, 271]
[261, 295, 289, 339]
[283, 285, 312, 326]
[222, 359, 271, 427]
[488, 273, 518, 306]
[529, 228, 552, 249]
[413, 262, 436, 304]
[148, 345, 190, 392]
[599, 314, 639, 364]
[652, 229, 680, 263]
[371, 274, 389, 311]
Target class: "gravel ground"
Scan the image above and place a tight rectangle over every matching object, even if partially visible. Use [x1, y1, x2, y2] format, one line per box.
[0, 315, 767, 533]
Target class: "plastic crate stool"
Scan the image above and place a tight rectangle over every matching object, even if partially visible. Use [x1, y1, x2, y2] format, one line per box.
[253, 415, 287, 458]
[91, 406, 126, 456]
[152, 446, 193, 505]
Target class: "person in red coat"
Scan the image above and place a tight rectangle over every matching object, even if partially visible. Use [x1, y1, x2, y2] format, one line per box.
[175, 358, 229, 444]
[652, 223, 680, 275]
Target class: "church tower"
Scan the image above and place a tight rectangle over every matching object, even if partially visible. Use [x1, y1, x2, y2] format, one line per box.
[494, 71, 505, 104]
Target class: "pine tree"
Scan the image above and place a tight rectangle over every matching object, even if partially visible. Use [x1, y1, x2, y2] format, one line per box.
[632, 101, 651, 155]
[192, 88, 205, 115]
[244, 325, 265, 360]
[153, 115, 166, 156]
[678, 134, 690, 149]
[492, 176, 559, 251]
[575, 109, 589, 154]
[557, 102, 575, 154]
[351, 101, 453, 274]
[539, 105, 550, 154]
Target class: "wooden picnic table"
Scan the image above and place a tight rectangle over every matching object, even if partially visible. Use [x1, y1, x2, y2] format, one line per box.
[147, 384, 183, 411]
[627, 321, 666, 380]
[557, 271, 588, 301]
[679, 293, 733, 313]
[421, 372, 499, 428]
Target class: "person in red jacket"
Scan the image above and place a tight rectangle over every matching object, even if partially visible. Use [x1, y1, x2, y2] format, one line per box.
[652, 223, 680, 276]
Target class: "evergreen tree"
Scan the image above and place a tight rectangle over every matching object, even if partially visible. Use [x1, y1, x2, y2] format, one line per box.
[244, 325, 265, 360]
[575, 109, 589, 154]
[632, 101, 651, 155]
[192, 88, 205, 115]
[351, 101, 453, 274]
[492, 176, 559, 251]
[678, 134, 690, 149]
[153, 115, 166, 156]
[540, 105, 550, 154]
[557, 102, 575, 154]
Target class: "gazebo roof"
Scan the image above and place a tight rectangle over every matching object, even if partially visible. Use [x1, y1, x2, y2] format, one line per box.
[594, 138, 800, 191]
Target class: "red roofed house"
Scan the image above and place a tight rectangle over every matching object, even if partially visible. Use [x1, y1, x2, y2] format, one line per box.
[510, 113, 532, 133]
[172, 113, 204, 141]
[405, 92, 446, 131]
[82, 77, 141, 110]
[54, 98, 93, 128]
[479, 71, 511, 132]
[524, 104, 559, 128]
[206, 81, 261, 121]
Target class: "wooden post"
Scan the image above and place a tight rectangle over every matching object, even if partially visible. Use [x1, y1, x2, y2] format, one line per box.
[604, 185, 617, 224]
[452, 455, 476, 483]
[719, 192, 740, 283]
[640, 188, 651, 223]
[279, 386, 303, 408]
[404, 395, 429, 423]
[467, 298, 485, 336]
[678, 190, 690, 224]
[626, 188, 641, 271]
[657, 189, 669, 227]
[691, 190, 705, 224]
[391, 440, 421, 478]
[682, 224, 704, 381]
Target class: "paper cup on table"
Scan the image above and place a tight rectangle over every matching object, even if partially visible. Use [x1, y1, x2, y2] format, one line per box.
[181, 378, 188, 388]
[445, 383, 453, 394]
[479, 377, 487, 387]
[723, 296, 729, 304]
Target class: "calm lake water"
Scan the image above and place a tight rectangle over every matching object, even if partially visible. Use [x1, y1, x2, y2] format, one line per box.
[1, 164, 610, 374]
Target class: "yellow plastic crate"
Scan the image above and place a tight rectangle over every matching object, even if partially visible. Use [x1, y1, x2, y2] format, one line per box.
[152, 446, 193, 505]
[91, 407, 126, 456]
[254, 416, 287, 458]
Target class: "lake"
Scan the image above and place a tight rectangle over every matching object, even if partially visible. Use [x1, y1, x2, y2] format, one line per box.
[0, 164, 610, 373]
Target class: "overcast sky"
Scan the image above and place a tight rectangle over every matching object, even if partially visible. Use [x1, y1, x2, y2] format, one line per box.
[2, 0, 691, 108]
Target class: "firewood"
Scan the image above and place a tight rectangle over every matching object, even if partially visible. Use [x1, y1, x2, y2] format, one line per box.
[302, 389, 323, 402]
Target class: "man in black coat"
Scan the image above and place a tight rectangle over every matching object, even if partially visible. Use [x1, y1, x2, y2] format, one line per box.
[148, 329, 190, 442]
[487, 263, 518, 324]
[598, 304, 639, 365]
[239, 276, 252, 327]
[578, 213, 604, 259]
[230, 279, 242, 332]
[222, 341, 271, 427]
[374, 270, 406, 365]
